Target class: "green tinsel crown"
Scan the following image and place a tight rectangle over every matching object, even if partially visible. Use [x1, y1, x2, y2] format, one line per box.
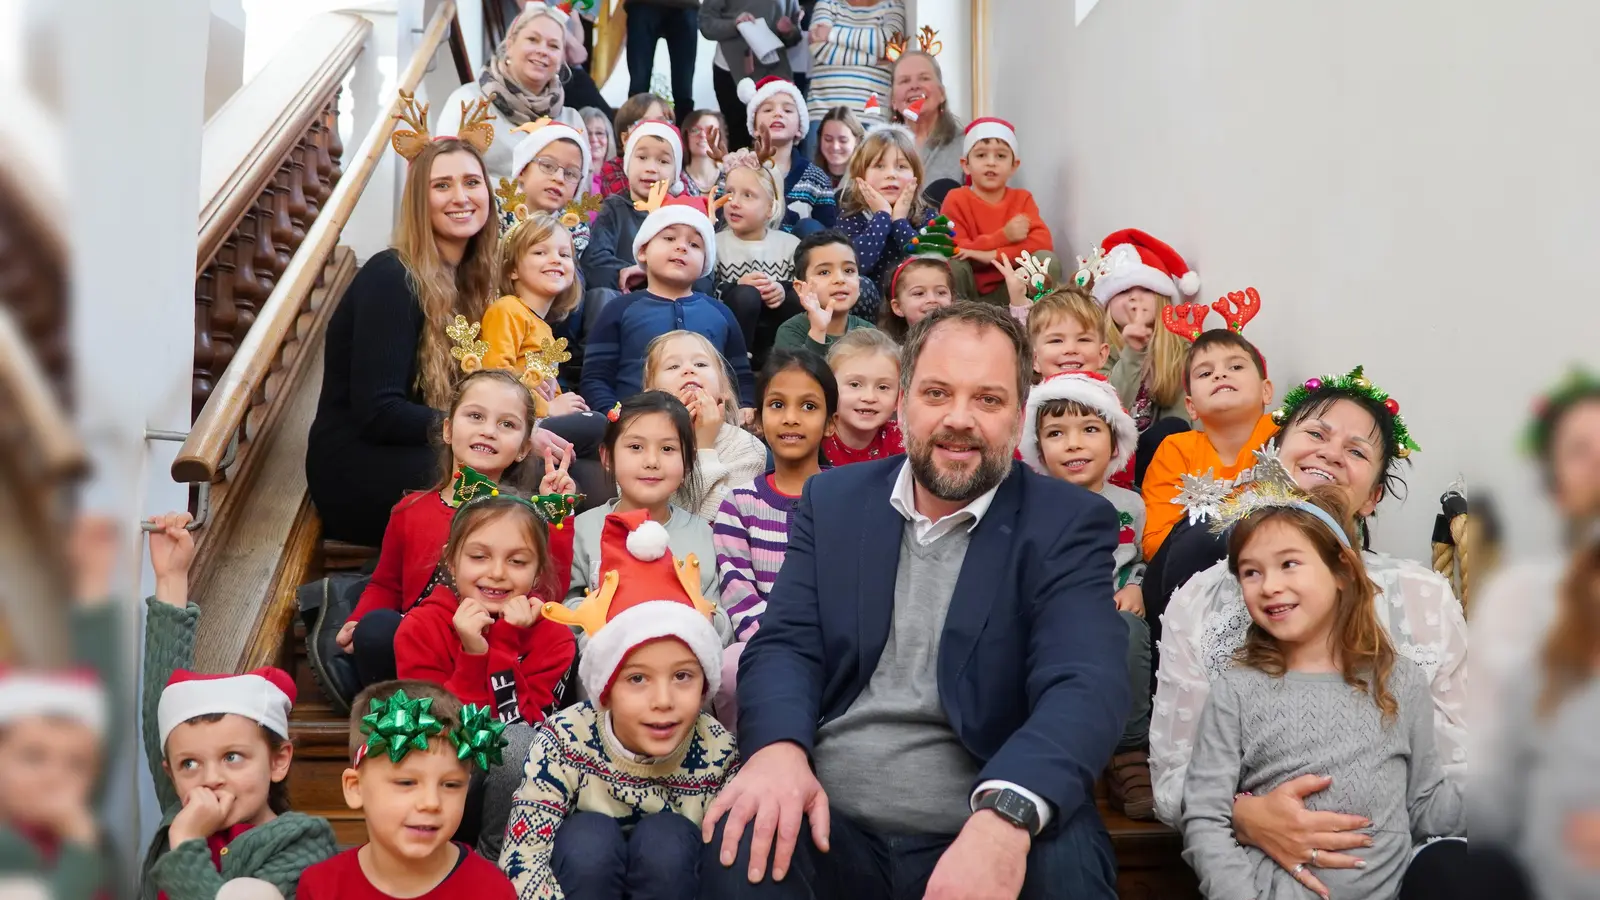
[1270, 365, 1420, 458]
[449, 465, 583, 526]
[1524, 367, 1600, 456]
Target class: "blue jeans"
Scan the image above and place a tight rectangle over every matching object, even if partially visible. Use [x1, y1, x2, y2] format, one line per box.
[552, 811, 702, 900]
[699, 802, 1117, 900]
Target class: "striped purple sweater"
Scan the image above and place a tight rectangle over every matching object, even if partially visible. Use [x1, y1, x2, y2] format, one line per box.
[713, 474, 801, 641]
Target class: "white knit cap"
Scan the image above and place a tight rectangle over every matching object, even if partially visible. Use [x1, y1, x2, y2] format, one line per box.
[0, 668, 107, 735]
[157, 667, 296, 749]
[1021, 372, 1139, 478]
[510, 121, 593, 191]
[631, 203, 718, 277]
[962, 117, 1019, 158]
[622, 120, 684, 186]
[737, 76, 810, 137]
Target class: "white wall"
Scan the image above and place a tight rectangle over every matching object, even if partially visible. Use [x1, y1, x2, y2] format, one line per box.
[910, 0, 970, 119]
[992, 0, 1600, 560]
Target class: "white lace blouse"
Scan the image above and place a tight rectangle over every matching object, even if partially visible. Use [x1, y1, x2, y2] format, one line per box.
[1149, 551, 1470, 827]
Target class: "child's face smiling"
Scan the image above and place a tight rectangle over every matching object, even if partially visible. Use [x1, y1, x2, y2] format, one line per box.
[819, 120, 858, 173]
[627, 135, 675, 200]
[862, 145, 914, 205]
[754, 94, 800, 145]
[1185, 345, 1271, 423]
[443, 379, 532, 481]
[608, 411, 686, 511]
[650, 335, 725, 403]
[961, 139, 1018, 193]
[762, 367, 830, 465]
[512, 230, 576, 299]
[833, 353, 899, 437]
[450, 513, 540, 614]
[164, 714, 292, 830]
[517, 138, 585, 212]
[0, 717, 101, 833]
[1032, 315, 1110, 378]
[722, 167, 773, 238]
[891, 266, 954, 328]
[1235, 519, 1340, 652]
[343, 747, 469, 863]
[640, 223, 706, 290]
[796, 243, 860, 313]
[607, 639, 704, 758]
[1038, 410, 1113, 490]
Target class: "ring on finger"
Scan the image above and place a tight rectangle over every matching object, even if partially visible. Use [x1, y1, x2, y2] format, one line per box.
[1291, 864, 1307, 876]
[1310, 849, 1319, 866]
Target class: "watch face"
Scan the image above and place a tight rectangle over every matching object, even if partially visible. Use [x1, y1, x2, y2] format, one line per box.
[984, 789, 1038, 831]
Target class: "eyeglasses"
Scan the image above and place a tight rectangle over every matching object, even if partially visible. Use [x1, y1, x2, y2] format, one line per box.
[532, 156, 583, 186]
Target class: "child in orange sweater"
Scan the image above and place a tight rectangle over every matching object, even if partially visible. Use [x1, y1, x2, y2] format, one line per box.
[940, 118, 1059, 303]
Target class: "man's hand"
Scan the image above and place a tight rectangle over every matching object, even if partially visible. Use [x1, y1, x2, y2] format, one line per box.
[923, 810, 1029, 899]
[169, 787, 236, 848]
[736, 11, 757, 24]
[1003, 215, 1031, 243]
[1233, 776, 1373, 900]
[452, 598, 494, 656]
[1114, 584, 1145, 617]
[702, 742, 830, 883]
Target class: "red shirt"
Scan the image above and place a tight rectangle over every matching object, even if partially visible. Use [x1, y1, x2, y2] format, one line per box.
[298, 844, 515, 900]
[938, 186, 1053, 295]
[822, 421, 905, 467]
[394, 586, 577, 725]
[350, 492, 576, 625]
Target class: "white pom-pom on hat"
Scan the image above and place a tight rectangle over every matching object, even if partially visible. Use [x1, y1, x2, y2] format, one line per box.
[737, 78, 757, 104]
[1179, 271, 1201, 296]
[626, 519, 671, 561]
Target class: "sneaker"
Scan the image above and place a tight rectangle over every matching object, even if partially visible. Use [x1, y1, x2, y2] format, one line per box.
[1108, 749, 1156, 820]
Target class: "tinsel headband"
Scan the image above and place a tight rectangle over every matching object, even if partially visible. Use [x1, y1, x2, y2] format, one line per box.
[451, 464, 582, 528]
[1205, 447, 1351, 548]
[1270, 364, 1420, 459]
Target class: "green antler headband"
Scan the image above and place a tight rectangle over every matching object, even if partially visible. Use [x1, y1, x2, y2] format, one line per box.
[1270, 365, 1421, 459]
[450, 465, 583, 527]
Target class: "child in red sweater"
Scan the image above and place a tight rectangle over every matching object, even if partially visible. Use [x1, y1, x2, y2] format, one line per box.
[297, 680, 515, 899]
[395, 494, 578, 726]
[940, 118, 1060, 303]
[823, 328, 904, 465]
[335, 370, 578, 689]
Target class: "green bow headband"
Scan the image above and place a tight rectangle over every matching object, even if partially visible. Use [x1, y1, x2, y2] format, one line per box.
[1270, 365, 1420, 459]
[450, 465, 583, 527]
[355, 690, 510, 770]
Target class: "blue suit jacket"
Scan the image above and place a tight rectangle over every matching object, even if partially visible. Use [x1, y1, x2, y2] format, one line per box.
[737, 456, 1130, 825]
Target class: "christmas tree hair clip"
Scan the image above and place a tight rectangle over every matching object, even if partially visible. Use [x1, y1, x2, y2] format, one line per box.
[355, 689, 444, 766]
[522, 337, 571, 390]
[450, 704, 509, 770]
[905, 216, 958, 257]
[1523, 367, 1600, 455]
[1270, 365, 1420, 458]
[447, 315, 490, 373]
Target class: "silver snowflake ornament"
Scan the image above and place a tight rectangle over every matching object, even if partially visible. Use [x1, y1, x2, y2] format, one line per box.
[1174, 468, 1231, 524]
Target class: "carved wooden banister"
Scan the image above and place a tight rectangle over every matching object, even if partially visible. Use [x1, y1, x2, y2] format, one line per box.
[174, 1, 460, 486]
[0, 309, 85, 483]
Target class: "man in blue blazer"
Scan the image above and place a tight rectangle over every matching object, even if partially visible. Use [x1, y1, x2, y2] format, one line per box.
[701, 303, 1129, 899]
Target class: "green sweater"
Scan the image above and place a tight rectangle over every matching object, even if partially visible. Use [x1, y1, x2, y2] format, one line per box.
[772, 313, 874, 356]
[140, 598, 337, 900]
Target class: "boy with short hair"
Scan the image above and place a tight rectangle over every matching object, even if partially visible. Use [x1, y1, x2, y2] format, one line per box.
[773, 229, 873, 354]
[581, 196, 757, 411]
[501, 509, 739, 900]
[582, 121, 712, 298]
[1025, 286, 1112, 380]
[1139, 328, 1277, 562]
[1020, 371, 1155, 819]
[941, 118, 1059, 303]
[296, 681, 515, 899]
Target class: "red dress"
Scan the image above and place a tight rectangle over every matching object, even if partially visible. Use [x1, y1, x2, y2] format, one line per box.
[298, 844, 515, 900]
[821, 421, 905, 467]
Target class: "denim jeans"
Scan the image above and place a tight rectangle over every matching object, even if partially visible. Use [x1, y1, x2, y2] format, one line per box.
[552, 811, 702, 900]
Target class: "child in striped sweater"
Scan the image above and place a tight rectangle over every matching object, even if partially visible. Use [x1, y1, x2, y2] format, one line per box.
[712, 349, 838, 729]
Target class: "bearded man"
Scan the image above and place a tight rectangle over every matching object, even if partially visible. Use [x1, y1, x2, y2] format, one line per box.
[700, 302, 1129, 900]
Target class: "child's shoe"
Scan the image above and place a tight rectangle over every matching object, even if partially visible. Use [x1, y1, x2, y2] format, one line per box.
[1108, 749, 1156, 820]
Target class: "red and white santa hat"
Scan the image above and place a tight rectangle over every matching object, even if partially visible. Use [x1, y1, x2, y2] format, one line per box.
[511, 119, 593, 190]
[1090, 228, 1200, 307]
[547, 508, 722, 705]
[622, 120, 685, 186]
[962, 117, 1018, 159]
[1021, 372, 1139, 478]
[631, 195, 719, 277]
[737, 76, 810, 136]
[157, 667, 296, 748]
[0, 667, 107, 735]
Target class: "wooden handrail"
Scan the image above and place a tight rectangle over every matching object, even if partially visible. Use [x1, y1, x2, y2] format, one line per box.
[0, 308, 85, 481]
[197, 13, 371, 274]
[173, 1, 459, 485]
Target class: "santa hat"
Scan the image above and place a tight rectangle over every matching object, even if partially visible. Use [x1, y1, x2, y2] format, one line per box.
[1021, 372, 1139, 478]
[541, 508, 722, 705]
[631, 197, 718, 277]
[157, 667, 296, 749]
[962, 117, 1018, 159]
[900, 97, 926, 123]
[622, 120, 685, 186]
[0, 668, 107, 735]
[1090, 228, 1199, 307]
[510, 120, 593, 190]
[737, 76, 810, 137]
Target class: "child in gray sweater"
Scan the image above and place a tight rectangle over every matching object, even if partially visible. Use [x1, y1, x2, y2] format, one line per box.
[1180, 487, 1463, 899]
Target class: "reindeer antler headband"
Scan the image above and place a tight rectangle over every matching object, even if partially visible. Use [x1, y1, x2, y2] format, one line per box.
[392, 90, 496, 161]
[1161, 287, 1263, 343]
[885, 26, 942, 61]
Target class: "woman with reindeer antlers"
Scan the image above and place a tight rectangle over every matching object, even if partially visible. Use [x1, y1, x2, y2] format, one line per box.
[888, 31, 964, 201]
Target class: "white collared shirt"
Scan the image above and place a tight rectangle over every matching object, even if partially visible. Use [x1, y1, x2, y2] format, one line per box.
[885, 460, 1054, 831]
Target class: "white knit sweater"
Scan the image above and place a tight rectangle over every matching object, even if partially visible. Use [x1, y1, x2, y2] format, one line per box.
[679, 423, 768, 524]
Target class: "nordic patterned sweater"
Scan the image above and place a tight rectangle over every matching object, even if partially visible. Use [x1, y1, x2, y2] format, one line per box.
[498, 702, 739, 900]
[140, 599, 337, 900]
[713, 474, 802, 641]
[714, 229, 800, 297]
[1101, 484, 1146, 590]
[778, 148, 838, 234]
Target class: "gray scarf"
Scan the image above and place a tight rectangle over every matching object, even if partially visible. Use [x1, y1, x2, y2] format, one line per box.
[479, 52, 565, 128]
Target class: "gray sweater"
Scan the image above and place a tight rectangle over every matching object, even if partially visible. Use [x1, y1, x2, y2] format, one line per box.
[699, 0, 802, 81]
[1181, 660, 1462, 900]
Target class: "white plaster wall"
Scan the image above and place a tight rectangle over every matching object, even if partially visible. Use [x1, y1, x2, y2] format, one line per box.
[206, 0, 247, 119]
[911, 0, 970, 120]
[991, 0, 1600, 560]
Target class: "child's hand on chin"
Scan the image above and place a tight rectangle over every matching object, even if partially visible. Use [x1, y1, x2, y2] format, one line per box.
[501, 594, 537, 629]
[170, 786, 237, 847]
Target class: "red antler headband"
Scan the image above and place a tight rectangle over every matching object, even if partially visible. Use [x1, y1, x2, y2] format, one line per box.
[1212, 287, 1260, 333]
[1161, 303, 1210, 342]
[1162, 287, 1263, 342]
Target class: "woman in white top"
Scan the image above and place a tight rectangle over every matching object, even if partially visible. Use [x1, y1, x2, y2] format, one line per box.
[442, 3, 587, 185]
[1149, 368, 1469, 897]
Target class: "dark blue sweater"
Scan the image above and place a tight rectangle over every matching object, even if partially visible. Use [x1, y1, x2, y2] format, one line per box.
[579, 290, 756, 409]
